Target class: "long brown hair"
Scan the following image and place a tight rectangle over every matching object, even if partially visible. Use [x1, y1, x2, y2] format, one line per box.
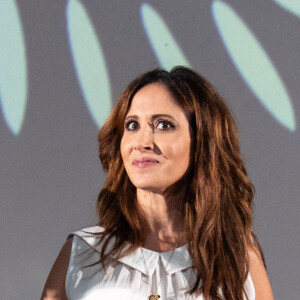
[96, 66, 265, 300]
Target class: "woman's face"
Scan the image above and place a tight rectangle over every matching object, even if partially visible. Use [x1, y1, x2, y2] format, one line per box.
[120, 83, 191, 193]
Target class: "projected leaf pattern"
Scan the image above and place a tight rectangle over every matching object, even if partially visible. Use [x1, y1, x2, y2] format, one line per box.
[140, 3, 190, 70]
[212, 0, 295, 131]
[0, 0, 298, 134]
[66, 0, 112, 128]
[273, 0, 300, 18]
[0, 0, 27, 135]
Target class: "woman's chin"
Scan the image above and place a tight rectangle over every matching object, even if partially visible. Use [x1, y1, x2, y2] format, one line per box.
[133, 182, 167, 194]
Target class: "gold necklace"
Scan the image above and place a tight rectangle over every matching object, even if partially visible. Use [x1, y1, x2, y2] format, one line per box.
[140, 234, 185, 300]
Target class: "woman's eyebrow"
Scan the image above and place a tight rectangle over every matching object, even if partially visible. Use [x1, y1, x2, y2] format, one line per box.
[125, 115, 138, 121]
[125, 114, 177, 121]
[151, 114, 177, 121]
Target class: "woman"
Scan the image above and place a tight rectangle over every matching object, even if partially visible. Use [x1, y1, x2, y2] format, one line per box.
[41, 67, 274, 300]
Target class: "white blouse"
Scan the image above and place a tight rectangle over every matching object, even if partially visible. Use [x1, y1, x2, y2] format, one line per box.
[65, 226, 255, 300]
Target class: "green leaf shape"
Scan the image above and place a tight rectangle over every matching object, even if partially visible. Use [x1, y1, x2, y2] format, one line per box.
[141, 3, 190, 70]
[212, 0, 296, 131]
[0, 0, 27, 135]
[274, 0, 300, 18]
[67, 0, 112, 128]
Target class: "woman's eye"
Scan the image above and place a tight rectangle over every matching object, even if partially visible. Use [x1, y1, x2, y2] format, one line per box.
[125, 120, 139, 131]
[156, 120, 175, 130]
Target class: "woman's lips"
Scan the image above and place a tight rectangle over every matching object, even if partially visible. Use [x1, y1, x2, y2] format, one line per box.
[132, 157, 159, 168]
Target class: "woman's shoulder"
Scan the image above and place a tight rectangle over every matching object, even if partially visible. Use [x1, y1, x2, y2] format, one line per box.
[72, 225, 104, 238]
[41, 226, 106, 300]
[70, 225, 119, 256]
[247, 245, 274, 300]
[41, 237, 73, 300]
[71, 225, 106, 248]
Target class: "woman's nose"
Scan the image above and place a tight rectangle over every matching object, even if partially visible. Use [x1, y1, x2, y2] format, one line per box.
[134, 126, 154, 151]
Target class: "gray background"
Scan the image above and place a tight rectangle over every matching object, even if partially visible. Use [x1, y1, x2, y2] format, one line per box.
[0, 0, 299, 299]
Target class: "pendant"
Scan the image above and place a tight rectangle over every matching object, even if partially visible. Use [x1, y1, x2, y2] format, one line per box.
[149, 295, 160, 300]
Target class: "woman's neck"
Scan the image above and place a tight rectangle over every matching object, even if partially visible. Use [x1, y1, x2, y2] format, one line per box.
[136, 188, 187, 252]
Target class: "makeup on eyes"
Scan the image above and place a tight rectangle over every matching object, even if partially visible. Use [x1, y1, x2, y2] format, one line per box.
[155, 119, 175, 130]
[124, 114, 178, 132]
[124, 118, 176, 132]
[124, 118, 139, 131]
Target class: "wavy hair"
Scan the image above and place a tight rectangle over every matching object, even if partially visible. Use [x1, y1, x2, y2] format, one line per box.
[95, 66, 265, 300]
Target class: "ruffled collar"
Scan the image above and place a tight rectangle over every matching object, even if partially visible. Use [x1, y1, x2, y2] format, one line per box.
[73, 226, 193, 276]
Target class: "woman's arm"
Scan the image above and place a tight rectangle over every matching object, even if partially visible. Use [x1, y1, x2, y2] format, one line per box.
[40, 237, 73, 300]
[248, 245, 274, 300]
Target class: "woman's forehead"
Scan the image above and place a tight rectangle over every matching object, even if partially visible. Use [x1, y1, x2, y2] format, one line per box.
[127, 83, 184, 116]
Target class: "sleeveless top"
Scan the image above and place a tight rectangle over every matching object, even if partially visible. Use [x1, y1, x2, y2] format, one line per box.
[65, 226, 255, 300]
